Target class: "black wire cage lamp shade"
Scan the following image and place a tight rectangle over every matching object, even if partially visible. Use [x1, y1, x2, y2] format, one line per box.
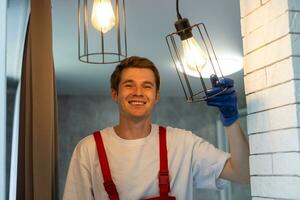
[166, 0, 227, 102]
[78, 0, 127, 64]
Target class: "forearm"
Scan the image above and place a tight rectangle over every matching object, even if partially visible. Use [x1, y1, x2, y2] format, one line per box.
[225, 120, 250, 183]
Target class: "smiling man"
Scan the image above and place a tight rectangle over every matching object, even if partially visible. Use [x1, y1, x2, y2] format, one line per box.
[63, 56, 250, 200]
[111, 66, 160, 139]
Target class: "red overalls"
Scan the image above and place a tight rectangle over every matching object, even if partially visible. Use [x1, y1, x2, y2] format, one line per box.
[93, 126, 176, 200]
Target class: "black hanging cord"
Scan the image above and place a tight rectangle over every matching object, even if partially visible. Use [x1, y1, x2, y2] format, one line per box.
[176, 0, 182, 19]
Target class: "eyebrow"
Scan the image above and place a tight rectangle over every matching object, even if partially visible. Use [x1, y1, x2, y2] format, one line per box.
[143, 81, 154, 87]
[121, 80, 154, 86]
[121, 80, 134, 85]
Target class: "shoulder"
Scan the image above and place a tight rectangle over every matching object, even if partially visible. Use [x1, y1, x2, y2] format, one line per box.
[72, 127, 112, 158]
[72, 134, 95, 160]
[165, 126, 191, 135]
[165, 126, 203, 140]
[77, 134, 94, 148]
[163, 125, 206, 147]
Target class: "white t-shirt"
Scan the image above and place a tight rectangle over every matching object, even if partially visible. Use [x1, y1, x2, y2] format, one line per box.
[63, 124, 230, 200]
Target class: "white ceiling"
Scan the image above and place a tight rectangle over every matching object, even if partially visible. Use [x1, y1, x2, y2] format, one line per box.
[8, 0, 245, 100]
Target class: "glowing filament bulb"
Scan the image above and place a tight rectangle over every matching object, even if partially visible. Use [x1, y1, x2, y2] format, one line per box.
[182, 37, 207, 72]
[91, 0, 116, 33]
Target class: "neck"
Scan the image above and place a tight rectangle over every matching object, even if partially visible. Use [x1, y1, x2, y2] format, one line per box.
[114, 118, 152, 140]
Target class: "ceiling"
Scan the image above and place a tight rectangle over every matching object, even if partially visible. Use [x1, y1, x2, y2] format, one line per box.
[51, 0, 244, 98]
[7, 0, 245, 100]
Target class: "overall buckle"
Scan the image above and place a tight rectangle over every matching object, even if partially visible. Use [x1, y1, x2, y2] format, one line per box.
[103, 180, 119, 199]
[159, 171, 170, 194]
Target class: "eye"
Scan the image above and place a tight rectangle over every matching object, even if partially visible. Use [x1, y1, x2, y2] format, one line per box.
[143, 85, 153, 89]
[124, 84, 132, 88]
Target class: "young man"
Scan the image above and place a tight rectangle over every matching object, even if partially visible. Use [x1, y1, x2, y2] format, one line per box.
[63, 56, 250, 200]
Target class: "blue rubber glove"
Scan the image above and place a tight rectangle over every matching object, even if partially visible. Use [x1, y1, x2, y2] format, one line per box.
[205, 75, 239, 127]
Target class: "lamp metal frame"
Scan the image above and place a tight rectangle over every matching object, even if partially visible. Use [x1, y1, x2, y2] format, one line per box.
[166, 22, 227, 102]
[78, 0, 127, 64]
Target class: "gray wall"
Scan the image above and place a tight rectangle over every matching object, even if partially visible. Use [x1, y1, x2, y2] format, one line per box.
[58, 95, 224, 200]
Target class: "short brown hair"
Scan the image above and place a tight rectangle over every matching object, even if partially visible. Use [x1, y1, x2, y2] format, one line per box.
[110, 56, 160, 91]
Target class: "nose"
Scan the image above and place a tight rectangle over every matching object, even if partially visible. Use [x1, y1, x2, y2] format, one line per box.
[133, 86, 143, 96]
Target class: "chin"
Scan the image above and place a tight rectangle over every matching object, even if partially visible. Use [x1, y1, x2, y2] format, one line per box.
[130, 114, 147, 119]
[129, 113, 150, 121]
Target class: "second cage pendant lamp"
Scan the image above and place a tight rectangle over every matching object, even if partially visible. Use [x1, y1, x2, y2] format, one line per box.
[166, 0, 228, 102]
[78, 0, 127, 64]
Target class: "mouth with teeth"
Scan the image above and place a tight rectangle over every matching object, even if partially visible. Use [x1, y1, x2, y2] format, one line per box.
[128, 100, 146, 105]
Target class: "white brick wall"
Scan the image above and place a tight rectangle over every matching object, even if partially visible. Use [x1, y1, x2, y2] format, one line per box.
[266, 57, 295, 86]
[250, 155, 272, 175]
[242, 11, 290, 54]
[240, 0, 289, 36]
[244, 67, 267, 94]
[247, 104, 299, 133]
[261, 0, 271, 5]
[273, 152, 300, 175]
[241, 0, 300, 199]
[240, 0, 261, 18]
[246, 80, 300, 113]
[243, 10, 300, 55]
[293, 57, 300, 78]
[251, 176, 300, 199]
[252, 198, 274, 200]
[250, 129, 300, 153]
[244, 34, 299, 75]
[289, 0, 300, 10]
[244, 57, 300, 95]
[250, 152, 300, 176]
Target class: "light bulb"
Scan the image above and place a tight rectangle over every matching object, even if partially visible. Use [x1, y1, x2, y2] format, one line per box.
[91, 0, 116, 33]
[182, 37, 207, 72]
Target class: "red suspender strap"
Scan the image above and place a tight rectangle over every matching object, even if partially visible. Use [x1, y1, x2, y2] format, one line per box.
[93, 131, 120, 200]
[158, 126, 171, 196]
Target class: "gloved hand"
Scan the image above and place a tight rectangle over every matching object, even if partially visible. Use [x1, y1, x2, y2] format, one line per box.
[205, 75, 239, 127]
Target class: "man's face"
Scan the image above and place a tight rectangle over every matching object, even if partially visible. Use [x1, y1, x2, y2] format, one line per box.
[111, 67, 160, 121]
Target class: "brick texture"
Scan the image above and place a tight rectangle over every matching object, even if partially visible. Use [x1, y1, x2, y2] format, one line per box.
[241, 0, 288, 36]
[244, 34, 295, 75]
[240, 0, 261, 18]
[246, 80, 300, 113]
[247, 104, 299, 133]
[249, 129, 300, 153]
[252, 198, 274, 200]
[250, 155, 272, 175]
[251, 176, 300, 199]
[241, 0, 300, 199]
[273, 152, 300, 175]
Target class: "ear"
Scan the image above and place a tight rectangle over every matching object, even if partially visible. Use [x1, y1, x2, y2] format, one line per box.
[111, 88, 118, 102]
[155, 90, 160, 104]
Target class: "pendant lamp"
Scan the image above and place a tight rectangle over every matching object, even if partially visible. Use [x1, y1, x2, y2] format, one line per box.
[78, 0, 127, 64]
[166, 0, 227, 102]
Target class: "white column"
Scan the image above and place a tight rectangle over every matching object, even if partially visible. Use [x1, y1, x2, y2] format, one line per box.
[0, 0, 7, 200]
[240, 0, 300, 199]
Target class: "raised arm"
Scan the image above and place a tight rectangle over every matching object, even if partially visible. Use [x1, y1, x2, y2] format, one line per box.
[206, 76, 250, 184]
[220, 121, 250, 183]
